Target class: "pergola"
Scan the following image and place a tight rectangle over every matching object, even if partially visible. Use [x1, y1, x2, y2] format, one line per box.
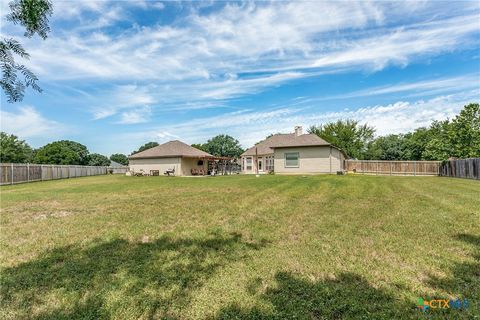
[188, 155, 240, 175]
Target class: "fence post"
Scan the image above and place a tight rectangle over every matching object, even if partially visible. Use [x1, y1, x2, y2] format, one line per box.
[390, 162, 392, 176]
[414, 161, 416, 176]
[10, 163, 13, 185]
[27, 163, 30, 182]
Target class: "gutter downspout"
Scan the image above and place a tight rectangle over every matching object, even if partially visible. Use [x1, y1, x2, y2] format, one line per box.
[329, 146, 332, 174]
[255, 147, 259, 175]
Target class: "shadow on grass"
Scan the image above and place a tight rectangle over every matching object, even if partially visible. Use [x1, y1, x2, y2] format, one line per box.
[1, 232, 267, 319]
[216, 234, 480, 319]
[216, 272, 413, 319]
[426, 233, 479, 311]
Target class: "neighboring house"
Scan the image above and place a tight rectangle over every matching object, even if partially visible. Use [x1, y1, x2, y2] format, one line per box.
[109, 160, 128, 174]
[241, 126, 347, 174]
[129, 140, 213, 176]
[109, 160, 124, 167]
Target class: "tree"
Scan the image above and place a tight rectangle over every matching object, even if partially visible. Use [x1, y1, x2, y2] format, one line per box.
[1, 0, 53, 102]
[88, 153, 110, 166]
[110, 153, 128, 165]
[365, 134, 407, 160]
[403, 127, 432, 160]
[131, 142, 159, 155]
[308, 120, 375, 159]
[421, 120, 453, 160]
[449, 103, 480, 158]
[191, 143, 207, 152]
[0, 132, 33, 163]
[202, 135, 244, 158]
[34, 140, 89, 165]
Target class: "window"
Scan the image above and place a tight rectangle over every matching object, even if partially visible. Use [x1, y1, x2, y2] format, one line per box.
[197, 160, 204, 166]
[246, 157, 252, 170]
[285, 152, 299, 167]
[258, 157, 263, 171]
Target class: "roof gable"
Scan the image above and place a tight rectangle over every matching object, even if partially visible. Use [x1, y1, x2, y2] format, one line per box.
[241, 133, 330, 156]
[129, 140, 212, 159]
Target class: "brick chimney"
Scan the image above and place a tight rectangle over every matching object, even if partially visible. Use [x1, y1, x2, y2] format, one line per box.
[294, 126, 303, 136]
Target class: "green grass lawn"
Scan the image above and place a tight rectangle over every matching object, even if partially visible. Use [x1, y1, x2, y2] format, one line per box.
[0, 174, 479, 319]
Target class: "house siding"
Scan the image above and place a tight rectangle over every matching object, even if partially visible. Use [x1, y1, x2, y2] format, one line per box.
[273, 146, 343, 174]
[129, 157, 182, 175]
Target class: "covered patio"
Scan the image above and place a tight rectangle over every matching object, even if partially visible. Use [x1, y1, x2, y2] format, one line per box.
[184, 156, 240, 176]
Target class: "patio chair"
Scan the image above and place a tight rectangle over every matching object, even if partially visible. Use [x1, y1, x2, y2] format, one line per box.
[164, 168, 175, 176]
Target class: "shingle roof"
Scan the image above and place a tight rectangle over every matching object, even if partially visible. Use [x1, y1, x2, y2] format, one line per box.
[129, 140, 212, 159]
[109, 160, 124, 167]
[241, 133, 330, 156]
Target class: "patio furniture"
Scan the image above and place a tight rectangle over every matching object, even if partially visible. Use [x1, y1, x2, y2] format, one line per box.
[164, 168, 175, 176]
[150, 170, 160, 176]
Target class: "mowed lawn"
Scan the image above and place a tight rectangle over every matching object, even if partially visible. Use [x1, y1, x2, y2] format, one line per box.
[0, 175, 478, 319]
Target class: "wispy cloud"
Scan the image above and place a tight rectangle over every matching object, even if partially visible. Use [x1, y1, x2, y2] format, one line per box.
[0, 106, 65, 138]
[6, 1, 477, 121]
[119, 90, 478, 151]
[291, 74, 480, 103]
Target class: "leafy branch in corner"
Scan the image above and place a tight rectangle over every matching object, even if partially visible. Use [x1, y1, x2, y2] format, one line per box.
[1, 0, 52, 102]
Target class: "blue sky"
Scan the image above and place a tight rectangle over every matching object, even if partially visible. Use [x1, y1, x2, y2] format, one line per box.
[1, 0, 479, 156]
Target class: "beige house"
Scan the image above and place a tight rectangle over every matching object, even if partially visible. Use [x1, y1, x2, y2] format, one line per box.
[129, 140, 213, 176]
[241, 126, 347, 174]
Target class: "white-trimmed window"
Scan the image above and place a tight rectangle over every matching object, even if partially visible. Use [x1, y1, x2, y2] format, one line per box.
[246, 157, 252, 170]
[285, 152, 299, 168]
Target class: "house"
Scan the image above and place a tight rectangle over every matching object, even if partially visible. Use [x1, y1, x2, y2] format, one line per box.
[129, 140, 213, 176]
[109, 160, 129, 174]
[241, 126, 347, 174]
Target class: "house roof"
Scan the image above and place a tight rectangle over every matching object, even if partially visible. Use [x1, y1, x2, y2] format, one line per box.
[241, 133, 331, 156]
[129, 140, 213, 159]
[109, 160, 125, 167]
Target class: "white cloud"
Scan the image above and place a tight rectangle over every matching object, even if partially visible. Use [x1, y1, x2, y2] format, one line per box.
[292, 74, 480, 103]
[90, 84, 155, 120]
[13, 1, 478, 115]
[0, 106, 64, 138]
[120, 91, 478, 149]
[117, 106, 152, 124]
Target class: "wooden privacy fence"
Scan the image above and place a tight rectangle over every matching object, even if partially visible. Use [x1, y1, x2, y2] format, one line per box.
[0, 163, 109, 185]
[440, 158, 480, 180]
[345, 160, 441, 176]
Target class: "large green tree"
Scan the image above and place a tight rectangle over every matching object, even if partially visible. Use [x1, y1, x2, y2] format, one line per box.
[201, 135, 244, 158]
[308, 120, 375, 159]
[88, 153, 110, 166]
[449, 103, 480, 158]
[0, 132, 33, 163]
[191, 143, 207, 152]
[34, 140, 89, 165]
[110, 153, 128, 165]
[364, 134, 407, 160]
[131, 142, 159, 155]
[402, 127, 432, 160]
[1, 0, 53, 102]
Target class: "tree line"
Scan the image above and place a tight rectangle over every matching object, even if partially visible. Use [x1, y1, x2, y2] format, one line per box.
[0, 134, 245, 166]
[0, 137, 129, 166]
[308, 103, 479, 160]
